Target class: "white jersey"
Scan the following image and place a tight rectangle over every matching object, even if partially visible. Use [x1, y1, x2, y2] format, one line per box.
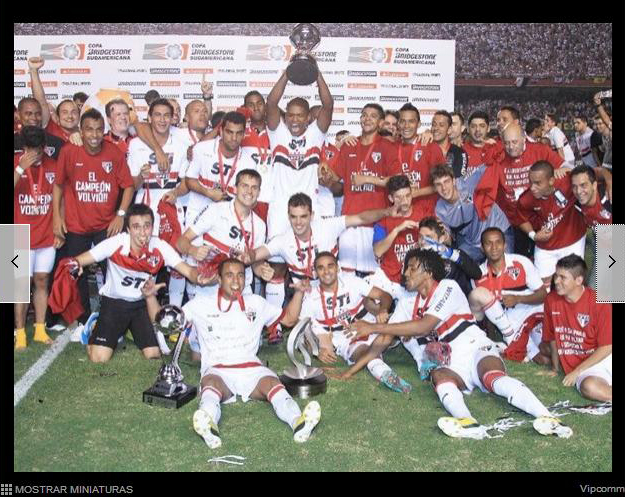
[300, 273, 376, 336]
[170, 126, 203, 207]
[575, 128, 598, 167]
[241, 127, 274, 204]
[545, 126, 575, 164]
[183, 293, 282, 371]
[89, 233, 182, 302]
[263, 216, 346, 279]
[127, 131, 189, 235]
[190, 199, 266, 292]
[267, 119, 326, 238]
[185, 139, 258, 223]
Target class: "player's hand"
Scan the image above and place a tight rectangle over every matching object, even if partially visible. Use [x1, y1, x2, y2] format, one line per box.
[162, 190, 177, 205]
[28, 56, 45, 71]
[192, 244, 211, 262]
[534, 227, 553, 243]
[256, 262, 275, 282]
[501, 294, 519, 309]
[107, 215, 124, 238]
[376, 311, 390, 324]
[562, 370, 580, 387]
[236, 246, 255, 265]
[541, 369, 559, 378]
[342, 134, 358, 147]
[318, 163, 334, 187]
[350, 173, 369, 187]
[397, 219, 419, 233]
[53, 215, 67, 239]
[318, 347, 338, 364]
[52, 235, 65, 249]
[484, 138, 497, 145]
[554, 167, 571, 180]
[155, 150, 170, 173]
[593, 92, 602, 106]
[289, 278, 312, 294]
[418, 130, 433, 145]
[69, 131, 83, 146]
[345, 320, 373, 343]
[197, 271, 219, 287]
[18, 150, 41, 171]
[201, 74, 213, 99]
[140, 163, 151, 180]
[207, 187, 228, 202]
[141, 277, 166, 298]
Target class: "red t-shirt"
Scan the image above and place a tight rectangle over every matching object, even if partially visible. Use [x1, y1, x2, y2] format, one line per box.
[577, 187, 612, 226]
[55, 142, 133, 234]
[321, 142, 340, 169]
[332, 135, 398, 216]
[14, 153, 57, 248]
[518, 176, 587, 250]
[463, 141, 499, 176]
[103, 131, 132, 158]
[542, 288, 612, 374]
[45, 120, 72, 143]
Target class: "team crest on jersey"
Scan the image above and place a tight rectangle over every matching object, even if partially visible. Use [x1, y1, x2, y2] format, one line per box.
[45, 172, 55, 184]
[147, 255, 161, 268]
[414, 150, 422, 161]
[101, 161, 113, 173]
[326, 150, 335, 160]
[245, 310, 257, 322]
[44, 146, 55, 157]
[576, 313, 590, 328]
[506, 267, 520, 280]
[600, 209, 610, 219]
[371, 152, 381, 163]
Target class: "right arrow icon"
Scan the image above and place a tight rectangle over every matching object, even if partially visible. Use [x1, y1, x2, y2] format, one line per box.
[609, 255, 616, 268]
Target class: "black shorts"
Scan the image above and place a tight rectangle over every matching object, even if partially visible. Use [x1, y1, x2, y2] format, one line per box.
[88, 296, 157, 351]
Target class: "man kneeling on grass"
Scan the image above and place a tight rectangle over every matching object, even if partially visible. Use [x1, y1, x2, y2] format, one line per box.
[142, 258, 321, 449]
[345, 248, 572, 440]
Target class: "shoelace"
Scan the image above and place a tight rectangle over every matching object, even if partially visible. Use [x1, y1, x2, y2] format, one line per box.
[483, 417, 528, 438]
[207, 455, 246, 466]
[548, 400, 612, 416]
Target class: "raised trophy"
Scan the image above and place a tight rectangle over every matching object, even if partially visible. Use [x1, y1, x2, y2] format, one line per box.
[143, 305, 197, 408]
[279, 317, 327, 398]
[286, 23, 321, 86]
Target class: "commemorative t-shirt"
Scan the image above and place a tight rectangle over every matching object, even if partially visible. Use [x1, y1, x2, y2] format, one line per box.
[576, 184, 612, 227]
[55, 141, 133, 234]
[14, 130, 64, 161]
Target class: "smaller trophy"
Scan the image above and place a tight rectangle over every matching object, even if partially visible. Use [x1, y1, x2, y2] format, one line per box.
[286, 23, 321, 86]
[279, 317, 327, 398]
[143, 305, 197, 408]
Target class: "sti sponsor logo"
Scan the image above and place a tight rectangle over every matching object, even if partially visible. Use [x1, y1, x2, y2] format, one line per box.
[348, 83, 377, 89]
[184, 68, 214, 74]
[40, 43, 86, 60]
[14, 49, 28, 61]
[380, 96, 409, 103]
[249, 81, 275, 88]
[314, 94, 344, 101]
[348, 47, 392, 63]
[380, 71, 409, 78]
[150, 68, 181, 74]
[216, 81, 247, 87]
[28, 81, 58, 88]
[347, 70, 377, 77]
[61, 68, 90, 74]
[143, 44, 189, 60]
[246, 45, 293, 61]
[411, 84, 440, 91]
[150, 81, 181, 87]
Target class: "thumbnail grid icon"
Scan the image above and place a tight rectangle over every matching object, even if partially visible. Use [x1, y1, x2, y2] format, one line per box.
[0, 484, 11, 496]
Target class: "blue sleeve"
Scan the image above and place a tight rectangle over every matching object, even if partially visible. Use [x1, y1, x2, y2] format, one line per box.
[372, 223, 388, 244]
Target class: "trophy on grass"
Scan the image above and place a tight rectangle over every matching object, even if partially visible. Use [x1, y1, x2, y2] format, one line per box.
[286, 23, 321, 86]
[143, 305, 197, 408]
[279, 317, 327, 398]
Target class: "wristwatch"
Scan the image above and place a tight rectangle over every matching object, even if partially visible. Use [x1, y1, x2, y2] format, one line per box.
[203, 95, 213, 101]
[117, 209, 126, 217]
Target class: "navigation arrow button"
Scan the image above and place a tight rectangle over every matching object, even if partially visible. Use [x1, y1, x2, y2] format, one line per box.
[12, 255, 18, 268]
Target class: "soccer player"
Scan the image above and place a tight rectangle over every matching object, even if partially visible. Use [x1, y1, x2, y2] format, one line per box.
[142, 257, 321, 449]
[542, 255, 611, 402]
[52, 109, 135, 335]
[73, 92, 88, 113]
[177, 169, 268, 297]
[103, 99, 133, 156]
[525, 118, 544, 144]
[463, 111, 497, 177]
[543, 114, 575, 164]
[380, 110, 400, 142]
[430, 111, 469, 179]
[346, 248, 572, 440]
[14, 97, 64, 161]
[432, 164, 512, 263]
[14, 126, 64, 349]
[66, 203, 210, 363]
[573, 116, 602, 167]
[468, 227, 550, 364]
[297, 252, 411, 392]
[449, 112, 466, 147]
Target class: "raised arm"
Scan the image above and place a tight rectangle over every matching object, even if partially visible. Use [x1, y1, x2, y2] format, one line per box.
[28, 57, 50, 128]
[266, 71, 289, 131]
[315, 71, 333, 133]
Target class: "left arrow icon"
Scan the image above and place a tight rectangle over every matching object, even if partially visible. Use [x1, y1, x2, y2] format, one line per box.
[12, 255, 18, 268]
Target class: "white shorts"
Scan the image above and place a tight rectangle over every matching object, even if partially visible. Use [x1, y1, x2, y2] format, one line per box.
[445, 326, 502, 393]
[366, 268, 407, 301]
[202, 365, 278, 403]
[326, 331, 378, 365]
[338, 226, 379, 273]
[534, 236, 586, 279]
[30, 246, 56, 277]
[576, 353, 612, 391]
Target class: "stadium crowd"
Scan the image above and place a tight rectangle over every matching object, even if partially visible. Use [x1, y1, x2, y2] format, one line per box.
[14, 41, 612, 446]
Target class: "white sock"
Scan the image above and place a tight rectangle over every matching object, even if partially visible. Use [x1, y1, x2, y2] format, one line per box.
[265, 279, 285, 308]
[268, 385, 301, 429]
[199, 387, 222, 424]
[366, 358, 392, 381]
[168, 272, 186, 307]
[484, 298, 514, 338]
[435, 382, 472, 419]
[491, 376, 551, 418]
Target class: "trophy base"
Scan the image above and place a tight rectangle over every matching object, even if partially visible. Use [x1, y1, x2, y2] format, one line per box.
[286, 57, 318, 86]
[143, 384, 197, 409]
[279, 374, 327, 399]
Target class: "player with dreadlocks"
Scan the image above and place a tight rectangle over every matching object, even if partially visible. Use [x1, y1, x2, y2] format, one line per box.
[345, 248, 573, 440]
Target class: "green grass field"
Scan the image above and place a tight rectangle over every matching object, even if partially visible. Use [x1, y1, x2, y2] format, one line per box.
[14, 325, 612, 473]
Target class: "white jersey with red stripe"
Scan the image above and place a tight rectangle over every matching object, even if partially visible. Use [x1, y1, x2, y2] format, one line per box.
[170, 126, 203, 207]
[127, 131, 189, 235]
[241, 126, 274, 204]
[184, 139, 258, 223]
[267, 119, 326, 238]
[300, 273, 377, 336]
[89, 233, 182, 302]
[575, 128, 598, 167]
[545, 126, 575, 163]
[189, 199, 266, 291]
[472, 253, 544, 334]
[263, 216, 346, 280]
[183, 292, 282, 371]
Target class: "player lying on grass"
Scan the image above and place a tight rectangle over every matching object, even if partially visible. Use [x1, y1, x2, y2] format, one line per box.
[344, 248, 572, 440]
[141, 258, 321, 449]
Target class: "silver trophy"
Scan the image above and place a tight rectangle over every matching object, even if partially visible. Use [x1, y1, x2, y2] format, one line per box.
[279, 318, 327, 398]
[143, 305, 197, 408]
[286, 23, 321, 86]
